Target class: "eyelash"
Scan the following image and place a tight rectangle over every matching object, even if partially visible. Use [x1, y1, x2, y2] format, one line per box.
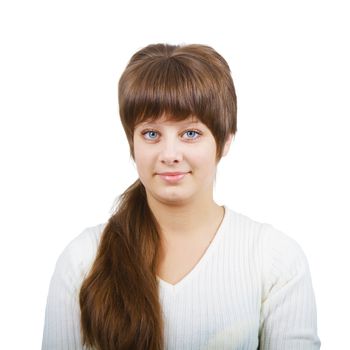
[141, 129, 202, 142]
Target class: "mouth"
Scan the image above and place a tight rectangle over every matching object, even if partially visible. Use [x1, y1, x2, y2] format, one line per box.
[157, 172, 190, 183]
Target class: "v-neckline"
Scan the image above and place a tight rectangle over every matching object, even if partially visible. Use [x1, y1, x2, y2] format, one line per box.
[157, 205, 229, 294]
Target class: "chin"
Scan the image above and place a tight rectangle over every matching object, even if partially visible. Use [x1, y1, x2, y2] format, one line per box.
[155, 190, 193, 204]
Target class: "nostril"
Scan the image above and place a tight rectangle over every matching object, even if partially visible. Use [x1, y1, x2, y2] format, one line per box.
[162, 159, 180, 164]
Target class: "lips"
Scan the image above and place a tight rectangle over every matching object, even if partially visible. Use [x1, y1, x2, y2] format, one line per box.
[157, 172, 188, 176]
[157, 171, 190, 183]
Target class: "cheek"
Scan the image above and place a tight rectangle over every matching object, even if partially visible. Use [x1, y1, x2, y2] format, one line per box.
[190, 145, 217, 172]
[134, 147, 154, 176]
[194, 141, 217, 161]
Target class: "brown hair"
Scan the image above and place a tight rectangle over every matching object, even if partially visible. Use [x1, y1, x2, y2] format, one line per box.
[79, 43, 237, 349]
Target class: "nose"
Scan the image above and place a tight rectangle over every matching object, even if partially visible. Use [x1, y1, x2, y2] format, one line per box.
[159, 138, 183, 165]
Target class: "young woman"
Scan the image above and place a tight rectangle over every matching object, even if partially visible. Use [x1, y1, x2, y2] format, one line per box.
[42, 43, 321, 349]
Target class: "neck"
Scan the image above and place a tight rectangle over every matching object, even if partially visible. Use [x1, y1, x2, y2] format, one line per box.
[147, 195, 224, 242]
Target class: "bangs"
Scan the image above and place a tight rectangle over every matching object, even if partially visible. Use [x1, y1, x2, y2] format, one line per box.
[119, 56, 219, 130]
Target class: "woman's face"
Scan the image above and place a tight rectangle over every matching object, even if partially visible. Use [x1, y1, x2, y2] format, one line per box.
[133, 115, 232, 206]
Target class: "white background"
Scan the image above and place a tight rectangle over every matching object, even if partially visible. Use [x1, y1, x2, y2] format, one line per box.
[1, 0, 349, 348]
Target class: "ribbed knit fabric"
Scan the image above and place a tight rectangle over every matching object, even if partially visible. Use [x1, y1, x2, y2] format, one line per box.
[42, 206, 321, 349]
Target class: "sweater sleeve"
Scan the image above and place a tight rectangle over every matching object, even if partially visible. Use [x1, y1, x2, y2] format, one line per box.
[259, 225, 321, 350]
[41, 228, 98, 350]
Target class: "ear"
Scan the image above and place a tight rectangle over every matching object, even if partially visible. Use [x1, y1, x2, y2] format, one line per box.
[222, 133, 234, 157]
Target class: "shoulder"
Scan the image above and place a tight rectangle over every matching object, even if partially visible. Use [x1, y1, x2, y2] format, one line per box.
[224, 207, 266, 236]
[225, 206, 304, 256]
[52, 222, 107, 287]
[257, 222, 311, 300]
[224, 206, 309, 281]
[260, 223, 308, 277]
[62, 222, 106, 260]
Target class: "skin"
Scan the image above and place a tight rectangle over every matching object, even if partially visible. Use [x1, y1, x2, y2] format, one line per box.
[133, 114, 233, 243]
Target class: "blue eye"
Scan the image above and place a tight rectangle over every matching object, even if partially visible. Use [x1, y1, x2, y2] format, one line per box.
[143, 130, 159, 140]
[142, 130, 202, 141]
[184, 130, 200, 139]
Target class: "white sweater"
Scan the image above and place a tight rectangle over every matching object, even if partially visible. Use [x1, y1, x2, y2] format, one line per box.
[42, 206, 321, 349]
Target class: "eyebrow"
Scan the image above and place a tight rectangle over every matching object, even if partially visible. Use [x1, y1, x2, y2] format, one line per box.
[138, 120, 201, 127]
